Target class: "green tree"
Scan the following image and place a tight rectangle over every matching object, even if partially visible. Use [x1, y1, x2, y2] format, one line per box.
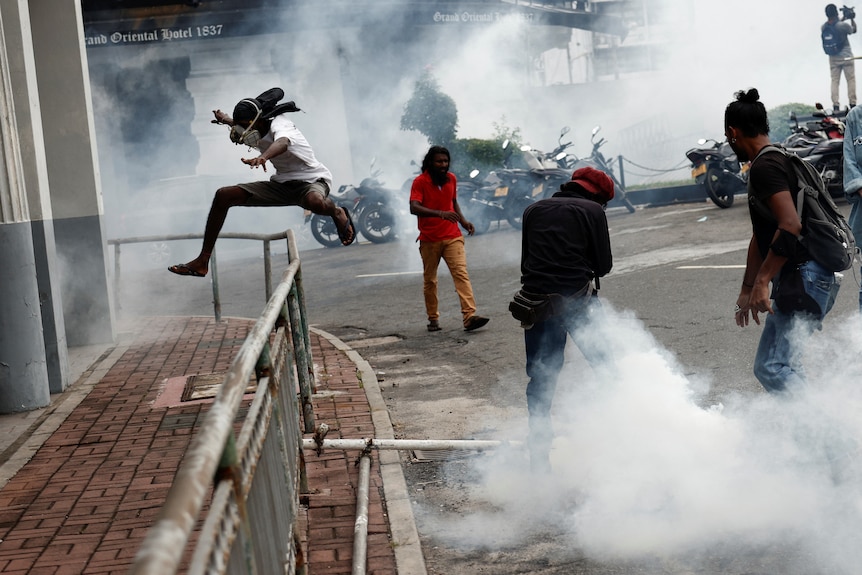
[767, 102, 817, 143]
[447, 138, 504, 177]
[400, 69, 458, 146]
[400, 73, 524, 179]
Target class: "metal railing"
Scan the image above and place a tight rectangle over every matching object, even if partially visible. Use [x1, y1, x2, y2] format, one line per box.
[129, 230, 315, 575]
[122, 228, 522, 575]
[108, 231, 291, 322]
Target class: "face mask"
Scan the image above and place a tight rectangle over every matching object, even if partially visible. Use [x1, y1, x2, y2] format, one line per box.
[229, 98, 263, 147]
[230, 124, 261, 147]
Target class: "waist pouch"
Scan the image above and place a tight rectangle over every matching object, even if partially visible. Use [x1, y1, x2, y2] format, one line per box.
[509, 282, 593, 328]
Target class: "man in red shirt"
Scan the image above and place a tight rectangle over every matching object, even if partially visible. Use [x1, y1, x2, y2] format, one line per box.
[409, 146, 489, 332]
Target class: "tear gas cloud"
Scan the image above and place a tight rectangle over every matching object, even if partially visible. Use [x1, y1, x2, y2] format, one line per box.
[81, 2, 862, 568]
[91, 0, 837, 257]
[420, 306, 862, 573]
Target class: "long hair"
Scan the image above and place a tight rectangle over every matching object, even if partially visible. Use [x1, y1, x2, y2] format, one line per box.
[421, 146, 450, 173]
[724, 88, 769, 138]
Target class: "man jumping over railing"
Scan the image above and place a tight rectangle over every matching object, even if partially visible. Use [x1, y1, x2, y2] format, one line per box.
[168, 87, 355, 278]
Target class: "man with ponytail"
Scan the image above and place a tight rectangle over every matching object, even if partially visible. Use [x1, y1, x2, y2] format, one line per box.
[168, 87, 354, 278]
[726, 88, 841, 394]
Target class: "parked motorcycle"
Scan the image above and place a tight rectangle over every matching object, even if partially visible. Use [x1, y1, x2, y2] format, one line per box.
[305, 184, 361, 248]
[786, 103, 845, 145]
[456, 168, 496, 235]
[491, 140, 559, 229]
[353, 160, 411, 244]
[784, 105, 845, 198]
[533, 126, 578, 199]
[304, 159, 412, 247]
[568, 126, 636, 213]
[685, 138, 748, 209]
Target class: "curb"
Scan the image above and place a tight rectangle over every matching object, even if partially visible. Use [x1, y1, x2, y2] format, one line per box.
[311, 327, 428, 575]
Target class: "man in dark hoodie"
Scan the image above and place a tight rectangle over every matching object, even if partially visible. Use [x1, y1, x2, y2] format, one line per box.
[516, 166, 614, 472]
[168, 88, 354, 278]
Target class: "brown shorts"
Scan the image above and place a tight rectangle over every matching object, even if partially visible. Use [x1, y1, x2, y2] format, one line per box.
[238, 179, 330, 207]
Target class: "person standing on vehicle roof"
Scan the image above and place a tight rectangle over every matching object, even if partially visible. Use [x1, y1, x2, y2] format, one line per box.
[168, 87, 354, 278]
[727, 88, 841, 394]
[823, 3, 857, 112]
[409, 146, 489, 333]
[512, 166, 614, 473]
[841, 104, 862, 313]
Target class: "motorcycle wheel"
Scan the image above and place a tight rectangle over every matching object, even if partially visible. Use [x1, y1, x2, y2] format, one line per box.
[505, 196, 534, 230]
[310, 214, 345, 248]
[462, 203, 491, 235]
[471, 209, 491, 235]
[705, 167, 736, 209]
[358, 203, 397, 243]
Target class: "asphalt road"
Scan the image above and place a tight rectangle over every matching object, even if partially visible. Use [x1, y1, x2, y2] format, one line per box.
[121, 197, 862, 575]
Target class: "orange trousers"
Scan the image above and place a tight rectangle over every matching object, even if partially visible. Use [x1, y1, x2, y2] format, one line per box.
[418, 237, 477, 326]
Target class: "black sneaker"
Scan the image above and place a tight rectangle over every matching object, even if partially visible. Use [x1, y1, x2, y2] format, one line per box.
[464, 315, 489, 331]
[427, 320, 441, 332]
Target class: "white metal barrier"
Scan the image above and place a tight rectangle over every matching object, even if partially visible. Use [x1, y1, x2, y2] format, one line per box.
[129, 230, 314, 575]
[108, 230, 290, 322]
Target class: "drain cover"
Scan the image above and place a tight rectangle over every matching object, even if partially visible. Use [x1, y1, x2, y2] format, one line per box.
[181, 372, 257, 402]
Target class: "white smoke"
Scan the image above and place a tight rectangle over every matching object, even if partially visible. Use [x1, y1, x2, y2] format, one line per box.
[420, 305, 862, 572]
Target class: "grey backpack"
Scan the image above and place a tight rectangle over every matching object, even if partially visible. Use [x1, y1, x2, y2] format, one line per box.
[749, 146, 856, 272]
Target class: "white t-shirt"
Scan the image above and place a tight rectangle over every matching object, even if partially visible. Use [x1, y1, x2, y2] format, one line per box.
[257, 115, 332, 188]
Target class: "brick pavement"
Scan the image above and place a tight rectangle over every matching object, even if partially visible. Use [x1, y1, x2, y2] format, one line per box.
[0, 316, 416, 575]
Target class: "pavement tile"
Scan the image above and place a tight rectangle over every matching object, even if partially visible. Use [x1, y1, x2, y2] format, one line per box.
[0, 316, 403, 574]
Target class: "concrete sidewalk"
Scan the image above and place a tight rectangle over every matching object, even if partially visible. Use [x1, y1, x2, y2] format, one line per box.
[0, 315, 424, 575]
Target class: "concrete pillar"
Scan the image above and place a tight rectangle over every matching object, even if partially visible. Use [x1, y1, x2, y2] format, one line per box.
[3, 0, 70, 393]
[28, 0, 114, 346]
[0, 3, 50, 413]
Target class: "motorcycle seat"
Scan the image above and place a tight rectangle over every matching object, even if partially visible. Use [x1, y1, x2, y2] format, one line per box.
[786, 146, 815, 158]
[532, 168, 570, 177]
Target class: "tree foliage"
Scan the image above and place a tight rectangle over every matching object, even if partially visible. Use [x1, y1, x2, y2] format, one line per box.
[400, 72, 526, 179]
[767, 102, 818, 143]
[400, 69, 458, 146]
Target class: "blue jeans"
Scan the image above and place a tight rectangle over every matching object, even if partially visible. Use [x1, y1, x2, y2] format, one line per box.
[753, 260, 840, 393]
[524, 297, 610, 466]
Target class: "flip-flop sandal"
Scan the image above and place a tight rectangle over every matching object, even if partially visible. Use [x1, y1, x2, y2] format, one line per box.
[337, 206, 356, 246]
[168, 263, 206, 277]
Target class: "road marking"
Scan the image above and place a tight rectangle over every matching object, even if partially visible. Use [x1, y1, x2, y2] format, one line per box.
[649, 206, 714, 218]
[611, 240, 749, 276]
[612, 224, 672, 236]
[356, 271, 423, 278]
[677, 265, 746, 269]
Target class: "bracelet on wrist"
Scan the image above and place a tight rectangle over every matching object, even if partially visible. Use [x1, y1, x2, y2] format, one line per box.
[742, 281, 754, 288]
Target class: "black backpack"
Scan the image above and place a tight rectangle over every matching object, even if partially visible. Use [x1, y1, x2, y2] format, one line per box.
[822, 21, 847, 55]
[749, 146, 856, 272]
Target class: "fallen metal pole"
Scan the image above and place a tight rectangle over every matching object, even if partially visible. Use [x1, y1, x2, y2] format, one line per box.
[352, 454, 371, 575]
[302, 438, 520, 452]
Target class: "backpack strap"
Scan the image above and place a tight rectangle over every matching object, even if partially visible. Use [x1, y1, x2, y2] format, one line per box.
[747, 145, 812, 222]
[747, 145, 787, 222]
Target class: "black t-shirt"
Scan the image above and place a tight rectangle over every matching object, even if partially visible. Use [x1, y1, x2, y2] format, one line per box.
[747, 149, 805, 266]
[520, 192, 613, 296]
